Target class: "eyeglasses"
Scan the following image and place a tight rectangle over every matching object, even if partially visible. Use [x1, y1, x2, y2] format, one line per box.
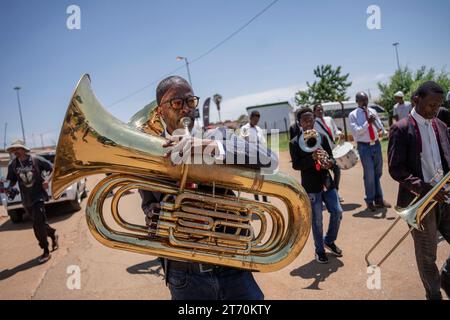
[161, 96, 200, 110]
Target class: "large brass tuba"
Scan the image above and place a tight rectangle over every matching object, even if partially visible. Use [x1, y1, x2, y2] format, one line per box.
[52, 74, 311, 272]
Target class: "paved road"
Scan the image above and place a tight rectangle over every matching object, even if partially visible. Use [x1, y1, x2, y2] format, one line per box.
[0, 151, 448, 299]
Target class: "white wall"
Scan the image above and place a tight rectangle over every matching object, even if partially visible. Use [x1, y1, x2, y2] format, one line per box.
[247, 102, 293, 132]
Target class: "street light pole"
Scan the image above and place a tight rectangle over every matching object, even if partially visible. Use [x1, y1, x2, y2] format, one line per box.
[392, 42, 401, 71]
[176, 56, 193, 87]
[13, 86, 26, 144]
[3, 122, 7, 150]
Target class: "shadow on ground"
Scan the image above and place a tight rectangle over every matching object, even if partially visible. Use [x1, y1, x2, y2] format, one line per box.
[126, 258, 164, 278]
[0, 256, 41, 281]
[290, 257, 344, 290]
[341, 203, 362, 212]
[0, 202, 82, 232]
[352, 207, 389, 219]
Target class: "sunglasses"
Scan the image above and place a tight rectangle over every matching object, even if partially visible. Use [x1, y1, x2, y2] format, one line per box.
[161, 96, 200, 110]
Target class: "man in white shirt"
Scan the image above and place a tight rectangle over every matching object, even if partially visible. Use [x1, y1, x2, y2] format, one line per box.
[388, 81, 450, 300]
[349, 92, 391, 211]
[313, 104, 343, 197]
[393, 91, 412, 121]
[240, 111, 267, 145]
[240, 111, 268, 202]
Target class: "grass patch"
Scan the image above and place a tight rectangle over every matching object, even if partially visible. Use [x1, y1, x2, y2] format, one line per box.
[267, 132, 290, 152]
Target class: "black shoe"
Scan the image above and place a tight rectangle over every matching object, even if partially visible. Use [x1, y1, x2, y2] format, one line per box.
[367, 203, 376, 212]
[52, 234, 59, 251]
[38, 252, 51, 264]
[315, 252, 329, 264]
[375, 200, 392, 208]
[324, 242, 343, 257]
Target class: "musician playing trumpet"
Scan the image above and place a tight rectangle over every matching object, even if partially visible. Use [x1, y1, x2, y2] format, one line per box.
[289, 107, 343, 264]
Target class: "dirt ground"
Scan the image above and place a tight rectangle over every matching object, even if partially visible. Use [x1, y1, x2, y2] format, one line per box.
[0, 151, 448, 300]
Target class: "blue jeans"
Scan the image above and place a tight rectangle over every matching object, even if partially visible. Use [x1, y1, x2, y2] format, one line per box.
[166, 265, 264, 300]
[308, 188, 343, 254]
[357, 141, 384, 204]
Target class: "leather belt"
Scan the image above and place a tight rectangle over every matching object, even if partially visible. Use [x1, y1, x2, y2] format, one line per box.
[168, 260, 226, 273]
[357, 140, 379, 146]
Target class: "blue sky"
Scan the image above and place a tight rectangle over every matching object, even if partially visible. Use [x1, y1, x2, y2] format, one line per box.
[1, 0, 449, 147]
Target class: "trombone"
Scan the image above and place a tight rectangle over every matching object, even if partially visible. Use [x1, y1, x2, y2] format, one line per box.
[365, 171, 450, 267]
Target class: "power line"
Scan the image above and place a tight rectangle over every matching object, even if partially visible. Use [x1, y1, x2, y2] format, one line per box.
[106, 0, 280, 110]
[190, 0, 280, 65]
[106, 65, 186, 109]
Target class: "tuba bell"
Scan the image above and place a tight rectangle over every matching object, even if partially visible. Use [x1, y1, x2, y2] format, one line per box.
[51, 74, 312, 272]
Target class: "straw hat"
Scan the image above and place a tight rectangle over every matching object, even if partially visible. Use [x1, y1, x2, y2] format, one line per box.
[6, 139, 30, 152]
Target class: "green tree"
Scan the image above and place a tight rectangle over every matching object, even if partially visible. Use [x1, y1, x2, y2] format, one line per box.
[295, 65, 352, 107]
[376, 66, 450, 117]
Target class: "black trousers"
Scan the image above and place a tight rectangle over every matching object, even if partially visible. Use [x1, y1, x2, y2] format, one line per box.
[411, 203, 450, 300]
[25, 202, 56, 252]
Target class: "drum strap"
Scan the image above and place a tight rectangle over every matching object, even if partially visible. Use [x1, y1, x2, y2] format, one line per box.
[315, 119, 334, 143]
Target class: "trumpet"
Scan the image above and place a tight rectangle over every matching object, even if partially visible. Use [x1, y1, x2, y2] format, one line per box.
[298, 129, 331, 167]
[365, 171, 450, 267]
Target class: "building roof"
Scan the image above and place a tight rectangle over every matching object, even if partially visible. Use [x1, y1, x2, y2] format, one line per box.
[246, 101, 293, 111]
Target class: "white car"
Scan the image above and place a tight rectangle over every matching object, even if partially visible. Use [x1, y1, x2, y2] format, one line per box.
[0, 151, 87, 223]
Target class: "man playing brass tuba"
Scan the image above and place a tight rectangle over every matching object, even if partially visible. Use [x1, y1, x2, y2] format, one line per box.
[139, 76, 278, 300]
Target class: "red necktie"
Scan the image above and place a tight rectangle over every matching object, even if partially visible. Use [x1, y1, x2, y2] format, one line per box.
[321, 118, 333, 139]
[363, 108, 376, 141]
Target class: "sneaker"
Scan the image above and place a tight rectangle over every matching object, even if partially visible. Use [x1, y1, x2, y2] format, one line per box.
[324, 242, 343, 257]
[315, 252, 329, 264]
[38, 252, 51, 264]
[339, 196, 344, 203]
[375, 200, 392, 208]
[52, 234, 59, 251]
[367, 203, 376, 212]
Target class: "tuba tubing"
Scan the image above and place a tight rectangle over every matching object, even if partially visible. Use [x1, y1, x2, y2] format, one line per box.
[51, 74, 312, 272]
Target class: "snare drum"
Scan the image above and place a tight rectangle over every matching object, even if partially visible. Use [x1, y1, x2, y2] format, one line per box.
[332, 142, 359, 170]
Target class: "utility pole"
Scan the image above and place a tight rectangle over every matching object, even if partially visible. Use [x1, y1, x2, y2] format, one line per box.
[392, 42, 401, 71]
[3, 122, 7, 150]
[13, 86, 26, 144]
[176, 56, 193, 87]
[32, 133, 36, 149]
[40, 133, 44, 148]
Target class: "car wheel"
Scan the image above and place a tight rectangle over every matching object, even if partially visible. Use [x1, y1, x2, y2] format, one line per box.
[68, 191, 82, 211]
[80, 187, 88, 199]
[8, 209, 24, 223]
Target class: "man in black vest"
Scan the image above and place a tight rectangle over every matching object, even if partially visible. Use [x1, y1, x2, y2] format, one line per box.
[6, 140, 59, 264]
